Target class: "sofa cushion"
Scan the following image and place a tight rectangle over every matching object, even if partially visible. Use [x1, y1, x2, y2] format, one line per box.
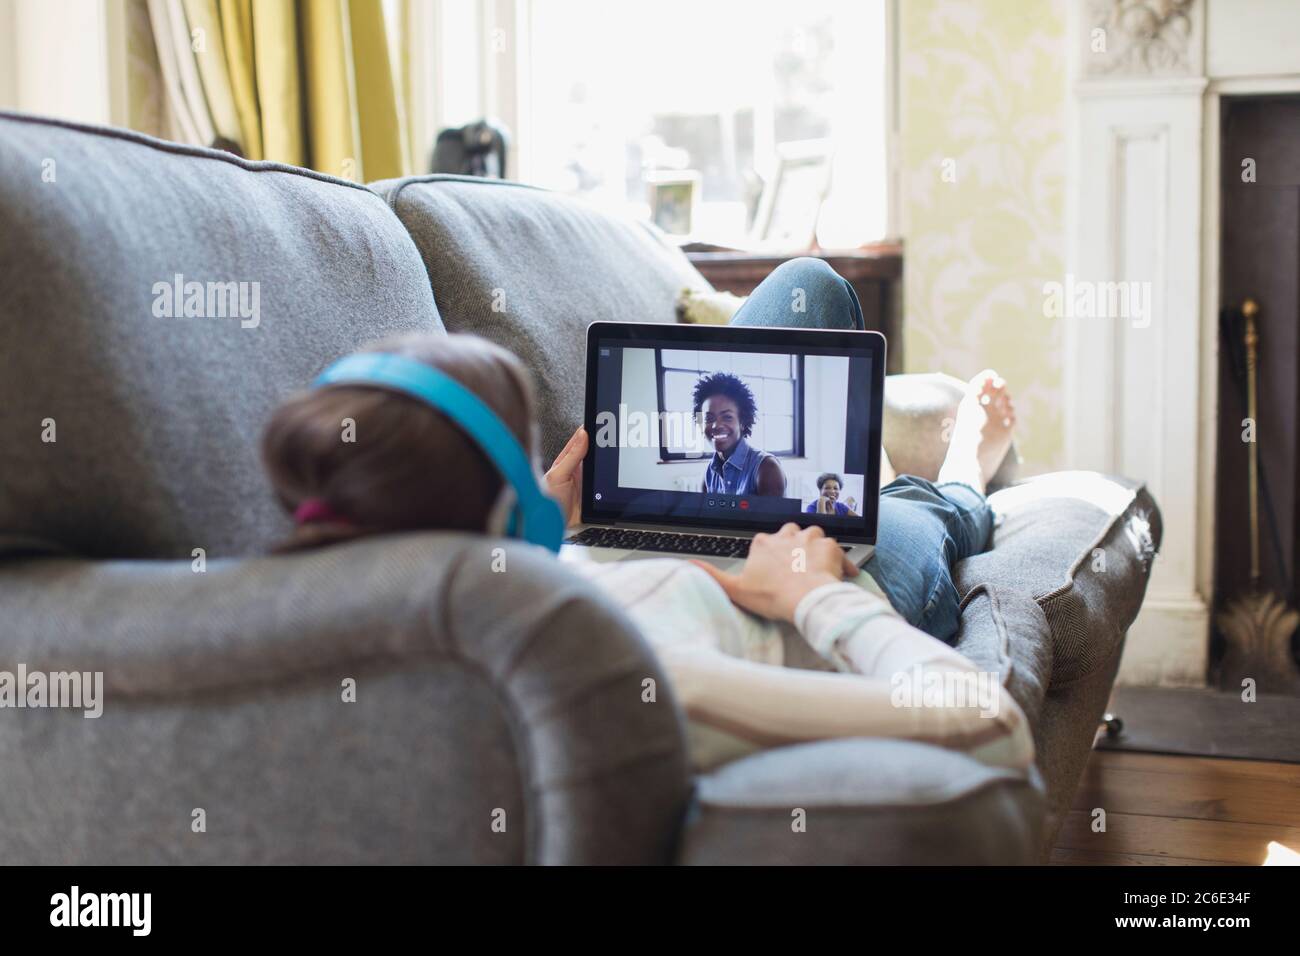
[678, 737, 1043, 864]
[956, 472, 1161, 684]
[0, 112, 441, 560]
[370, 175, 711, 465]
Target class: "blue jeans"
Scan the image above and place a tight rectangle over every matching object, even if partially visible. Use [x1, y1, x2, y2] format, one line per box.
[731, 256, 867, 331]
[730, 258, 993, 643]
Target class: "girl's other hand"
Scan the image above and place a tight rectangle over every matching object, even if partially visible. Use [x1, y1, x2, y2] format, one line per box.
[544, 426, 588, 528]
[690, 523, 859, 623]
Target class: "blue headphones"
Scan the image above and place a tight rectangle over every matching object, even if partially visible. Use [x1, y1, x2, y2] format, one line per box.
[314, 352, 565, 553]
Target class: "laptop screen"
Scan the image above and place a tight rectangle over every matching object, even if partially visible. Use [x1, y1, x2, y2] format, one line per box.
[581, 322, 885, 543]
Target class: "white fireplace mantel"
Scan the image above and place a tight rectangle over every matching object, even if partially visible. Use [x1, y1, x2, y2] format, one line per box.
[1065, 0, 1300, 685]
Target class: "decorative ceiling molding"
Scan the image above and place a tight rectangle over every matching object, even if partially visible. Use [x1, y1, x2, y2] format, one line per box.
[1083, 0, 1204, 78]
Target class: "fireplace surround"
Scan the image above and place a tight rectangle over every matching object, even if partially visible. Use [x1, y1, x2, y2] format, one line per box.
[1066, 0, 1300, 686]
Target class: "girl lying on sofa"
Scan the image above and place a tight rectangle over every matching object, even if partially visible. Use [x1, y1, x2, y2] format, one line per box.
[260, 261, 1031, 773]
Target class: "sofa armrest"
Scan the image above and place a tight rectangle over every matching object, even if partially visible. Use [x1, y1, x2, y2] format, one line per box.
[0, 533, 692, 864]
[677, 738, 1043, 865]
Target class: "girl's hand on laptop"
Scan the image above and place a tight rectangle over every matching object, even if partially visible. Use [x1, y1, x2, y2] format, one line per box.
[691, 523, 860, 623]
[544, 426, 588, 528]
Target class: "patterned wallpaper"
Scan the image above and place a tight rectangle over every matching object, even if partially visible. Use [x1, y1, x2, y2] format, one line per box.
[899, 0, 1067, 472]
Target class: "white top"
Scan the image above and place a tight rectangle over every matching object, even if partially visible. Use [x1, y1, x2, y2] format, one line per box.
[564, 556, 1034, 772]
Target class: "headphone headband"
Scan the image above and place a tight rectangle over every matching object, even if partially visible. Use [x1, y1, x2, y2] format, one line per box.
[313, 352, 564, 552]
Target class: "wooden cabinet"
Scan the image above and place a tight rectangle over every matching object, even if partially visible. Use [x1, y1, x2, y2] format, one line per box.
[685, 244, 904, 373]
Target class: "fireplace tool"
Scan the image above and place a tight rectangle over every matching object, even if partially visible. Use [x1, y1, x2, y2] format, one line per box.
[1214, 298, 1300, 693]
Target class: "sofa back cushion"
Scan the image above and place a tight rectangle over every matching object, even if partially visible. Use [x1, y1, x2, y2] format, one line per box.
[0, 113, 442, 560]
[371, 175, 711, 465]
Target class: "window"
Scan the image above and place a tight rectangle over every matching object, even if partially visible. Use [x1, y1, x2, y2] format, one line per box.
[524, 0, 890, 248]
[655, 349, 803, 460]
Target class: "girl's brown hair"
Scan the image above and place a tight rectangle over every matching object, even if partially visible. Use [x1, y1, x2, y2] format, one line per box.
[262, 333, 537, 552]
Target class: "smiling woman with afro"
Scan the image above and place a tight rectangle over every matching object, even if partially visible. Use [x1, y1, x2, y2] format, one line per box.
[692, 371, 786, 497]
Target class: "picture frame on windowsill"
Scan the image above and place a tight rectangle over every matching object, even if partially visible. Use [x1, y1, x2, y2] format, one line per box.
[646, 170, 702, 238]
[749, 139, 834, 252]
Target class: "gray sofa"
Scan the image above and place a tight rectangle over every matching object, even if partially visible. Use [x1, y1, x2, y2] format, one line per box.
[0, 112, 1161, 864]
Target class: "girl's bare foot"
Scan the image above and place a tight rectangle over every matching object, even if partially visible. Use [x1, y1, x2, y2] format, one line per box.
[937, 370, 1017, 494]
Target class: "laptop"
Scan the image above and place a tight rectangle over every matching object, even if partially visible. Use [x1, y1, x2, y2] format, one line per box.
[562, 321, 886, 571]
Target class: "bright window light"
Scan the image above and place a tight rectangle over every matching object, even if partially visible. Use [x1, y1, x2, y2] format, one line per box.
[525, 0, 889, 248]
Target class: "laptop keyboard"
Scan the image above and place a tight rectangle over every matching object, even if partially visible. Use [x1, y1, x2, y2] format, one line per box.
[568, 526, 751, 558]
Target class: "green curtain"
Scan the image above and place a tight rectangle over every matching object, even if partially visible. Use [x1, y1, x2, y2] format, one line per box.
[216, 0, 263, 159]
[156, 0, 410, 180]
[250, 0, 303, 167]
[301, 0, 359, 177]
[346, 0, 408, 181]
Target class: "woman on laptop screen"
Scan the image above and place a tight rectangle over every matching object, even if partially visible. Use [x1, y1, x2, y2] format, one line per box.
[693, 371, 787, 497]
[805, 472, 858, 516]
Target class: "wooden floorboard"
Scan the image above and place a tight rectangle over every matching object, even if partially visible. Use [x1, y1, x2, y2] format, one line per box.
[1052, 750, 1300, 866]
[1081, 750, 1300, 782]
[1071, 757, 1300, 828]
